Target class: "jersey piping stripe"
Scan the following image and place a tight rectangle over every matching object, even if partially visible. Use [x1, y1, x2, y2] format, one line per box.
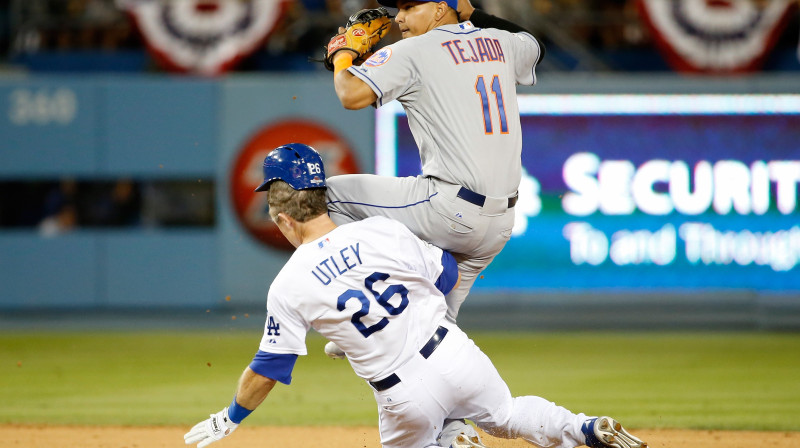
[518, 32, 540, 85]
[328, 192, 438, 210]
[348, 68, 385, 107]
[432, 28, 482, 36]
[518, 32, 538, 45]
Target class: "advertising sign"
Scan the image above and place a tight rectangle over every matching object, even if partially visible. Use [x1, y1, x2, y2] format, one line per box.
[376, 94, 800, 291]
[230, 119, 361, 250]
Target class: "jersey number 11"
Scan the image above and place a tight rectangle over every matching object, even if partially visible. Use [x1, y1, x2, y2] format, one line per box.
[475, 75, 508, 135]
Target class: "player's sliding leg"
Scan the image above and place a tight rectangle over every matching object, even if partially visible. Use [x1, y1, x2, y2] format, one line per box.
[477, 395, 648, 448]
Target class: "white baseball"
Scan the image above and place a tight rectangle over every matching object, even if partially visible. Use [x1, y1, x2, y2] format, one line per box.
[324, 341, 347, 359]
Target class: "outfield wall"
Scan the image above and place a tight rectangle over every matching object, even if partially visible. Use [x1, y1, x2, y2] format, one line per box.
[1, 73, 798, 330]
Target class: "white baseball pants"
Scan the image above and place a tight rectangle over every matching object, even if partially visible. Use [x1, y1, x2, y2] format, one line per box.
[371, 322, 590, 448]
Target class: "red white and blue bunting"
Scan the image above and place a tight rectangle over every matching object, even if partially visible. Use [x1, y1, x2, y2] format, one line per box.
[118, 0, 289, 75]
[638, 0, 796, 73]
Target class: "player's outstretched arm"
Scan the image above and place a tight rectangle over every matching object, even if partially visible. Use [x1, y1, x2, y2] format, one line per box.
[184, 367, 277, 447]
[233, 366, 277, 410]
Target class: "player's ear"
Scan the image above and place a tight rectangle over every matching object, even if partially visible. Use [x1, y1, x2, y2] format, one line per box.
[435, 2, 446, 20]
[280, 213, 303, 233]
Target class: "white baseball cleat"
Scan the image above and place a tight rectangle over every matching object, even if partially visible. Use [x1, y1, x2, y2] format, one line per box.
[323, 341, 347, 359]
[450, 433, 489, 448]
[581, 416, 648, 448]
[440, 419, 487, 448]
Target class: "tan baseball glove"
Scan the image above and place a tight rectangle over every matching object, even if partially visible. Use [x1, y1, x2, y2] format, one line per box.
[323, 7, 393, 71]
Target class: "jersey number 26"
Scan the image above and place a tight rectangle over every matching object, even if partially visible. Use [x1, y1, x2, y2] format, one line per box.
[337, 272, 409, 338]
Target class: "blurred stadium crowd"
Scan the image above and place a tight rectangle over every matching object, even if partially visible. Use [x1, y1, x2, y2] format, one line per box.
[0, 179, 215, 235]
[0, 0, 797, 73]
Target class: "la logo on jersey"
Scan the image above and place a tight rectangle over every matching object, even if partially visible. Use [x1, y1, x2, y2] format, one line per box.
[459, 21, 474, 30]
[364, 48, 392, 67]
[266, 315, 281, 336]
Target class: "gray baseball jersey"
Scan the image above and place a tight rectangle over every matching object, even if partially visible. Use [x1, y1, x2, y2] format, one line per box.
[348, 21, 540, 197]
[327, 21, 541, 321]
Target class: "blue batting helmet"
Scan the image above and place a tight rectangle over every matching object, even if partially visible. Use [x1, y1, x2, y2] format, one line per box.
[254, 143, 327, 192]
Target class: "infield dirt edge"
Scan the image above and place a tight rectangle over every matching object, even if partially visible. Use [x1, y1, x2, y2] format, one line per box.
[7, 424, 800, 448]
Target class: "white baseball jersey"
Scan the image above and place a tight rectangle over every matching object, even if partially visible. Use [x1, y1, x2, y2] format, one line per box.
[348, 21, 541, 198]
[258, 216, 449, 381]
[256, 216, 593, 448]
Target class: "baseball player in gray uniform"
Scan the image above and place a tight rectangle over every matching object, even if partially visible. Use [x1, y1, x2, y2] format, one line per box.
[183, 144, 648, 448]
[326, 0, 542, 323]
[325, 1, 544, 445]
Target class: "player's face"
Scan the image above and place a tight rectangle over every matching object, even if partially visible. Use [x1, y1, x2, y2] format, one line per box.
[395, 1, 440, 39]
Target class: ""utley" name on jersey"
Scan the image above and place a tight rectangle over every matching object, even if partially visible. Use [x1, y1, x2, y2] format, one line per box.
[311, 243, 363, 285]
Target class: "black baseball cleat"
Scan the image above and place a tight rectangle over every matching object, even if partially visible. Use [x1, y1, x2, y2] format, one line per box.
[581, 416, 648, 448]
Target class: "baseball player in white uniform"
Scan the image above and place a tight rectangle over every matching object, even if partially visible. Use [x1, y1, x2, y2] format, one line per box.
[183, 144, 648, 448]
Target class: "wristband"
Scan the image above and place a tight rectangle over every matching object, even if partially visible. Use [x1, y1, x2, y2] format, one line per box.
[333, 53, 354, 75]
[227, 396, 253, 424]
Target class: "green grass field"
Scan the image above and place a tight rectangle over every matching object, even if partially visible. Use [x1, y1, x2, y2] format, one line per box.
[2, 330, 799, 431]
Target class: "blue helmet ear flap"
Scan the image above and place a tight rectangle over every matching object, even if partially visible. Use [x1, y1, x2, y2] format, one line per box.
[254, 143, 327, 192]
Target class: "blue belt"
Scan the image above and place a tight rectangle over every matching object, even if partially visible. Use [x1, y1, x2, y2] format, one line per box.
[369, 326, 449, 391]
[457, 187, 518, 208]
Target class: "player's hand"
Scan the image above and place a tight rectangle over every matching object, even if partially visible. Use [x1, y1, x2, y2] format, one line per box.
[184, 407, 238, 448]
[457, 0, 476, 21]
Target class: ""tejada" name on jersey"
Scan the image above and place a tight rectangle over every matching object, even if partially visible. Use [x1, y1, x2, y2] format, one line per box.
[441, 37, 506, 65]
[311, 243, 363, 285]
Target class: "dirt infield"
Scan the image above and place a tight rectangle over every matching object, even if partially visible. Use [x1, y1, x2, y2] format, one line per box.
[7, 424, 800, 448]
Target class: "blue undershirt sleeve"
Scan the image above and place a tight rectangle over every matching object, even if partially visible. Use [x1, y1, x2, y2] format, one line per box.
[435, 250, 459, 296]
[248, 350, 298, 385]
